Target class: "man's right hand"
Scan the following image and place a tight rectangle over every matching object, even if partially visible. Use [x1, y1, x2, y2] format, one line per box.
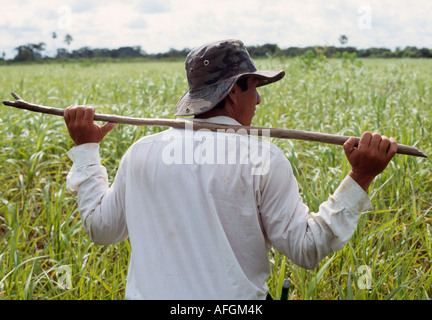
[343, 132, 397, 191]
[64, 105, 117, 146]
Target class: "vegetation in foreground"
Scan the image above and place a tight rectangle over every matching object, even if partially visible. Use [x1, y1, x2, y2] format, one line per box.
[0, 55, 431, 299]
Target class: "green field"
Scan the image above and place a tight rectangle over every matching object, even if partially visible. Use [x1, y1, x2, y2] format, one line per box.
[0, 57, 431, 300]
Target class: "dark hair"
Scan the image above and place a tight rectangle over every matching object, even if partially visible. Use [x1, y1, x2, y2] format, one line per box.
[236, 77, 249, 91]
[214, 77, 249, 110]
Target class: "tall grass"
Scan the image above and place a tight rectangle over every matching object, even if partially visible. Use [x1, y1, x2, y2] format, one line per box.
[0, 57, 431, 300]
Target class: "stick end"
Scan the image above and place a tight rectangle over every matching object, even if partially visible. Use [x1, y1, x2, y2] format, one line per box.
[412, 150, 428, 158]
[11, 92, 22, 101]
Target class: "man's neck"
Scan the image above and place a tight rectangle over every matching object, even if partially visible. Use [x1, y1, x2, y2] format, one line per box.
[195, 108, 230, 120]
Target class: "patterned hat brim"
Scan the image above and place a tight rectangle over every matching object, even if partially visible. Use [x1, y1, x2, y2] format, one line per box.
[174, 69, 285, 117]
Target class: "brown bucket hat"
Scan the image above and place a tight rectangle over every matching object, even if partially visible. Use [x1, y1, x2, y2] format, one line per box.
[174, 39, 285, 116]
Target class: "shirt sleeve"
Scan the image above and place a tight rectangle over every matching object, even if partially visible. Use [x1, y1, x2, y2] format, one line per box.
[66, 143, 128, 245]
[259, 150, 372, 270]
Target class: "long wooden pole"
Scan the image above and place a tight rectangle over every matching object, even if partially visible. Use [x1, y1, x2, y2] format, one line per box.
[2, 92, 428, 158]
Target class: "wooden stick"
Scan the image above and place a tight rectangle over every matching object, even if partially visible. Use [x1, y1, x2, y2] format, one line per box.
[2, 92, 428, 158]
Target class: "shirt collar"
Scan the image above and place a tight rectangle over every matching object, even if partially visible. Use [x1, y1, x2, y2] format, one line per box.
[191, 116, 242, 126]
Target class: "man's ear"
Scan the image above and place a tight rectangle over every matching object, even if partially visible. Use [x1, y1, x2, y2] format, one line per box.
[226, 84, 239, 105]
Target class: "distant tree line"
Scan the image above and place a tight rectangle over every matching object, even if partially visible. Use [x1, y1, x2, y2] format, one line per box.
[2, 43, 432, 63]
[246, 44, 432, 59]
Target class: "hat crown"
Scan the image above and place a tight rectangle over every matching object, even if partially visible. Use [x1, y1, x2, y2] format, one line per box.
[185, 39, 257, 91]
[174, 39, 285, 117]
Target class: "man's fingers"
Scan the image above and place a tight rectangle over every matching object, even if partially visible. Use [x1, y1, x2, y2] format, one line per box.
[64, 106, 75, 124]
[74, 107, 85, 126]
[343, 136, 357, 157]
[378, 135, 390, 153]
[101, 122, 117, 136]
[387, 137, 398, 159]
[369, 133, 382, 151]
[357, 131, 372, 151]
[83, 107, 95, 124]
[64, 105, 95, 126]
[64, 108, 69, 123]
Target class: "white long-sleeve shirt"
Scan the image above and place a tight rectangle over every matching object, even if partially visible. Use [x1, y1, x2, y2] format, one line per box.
[66, 116, 371, 300]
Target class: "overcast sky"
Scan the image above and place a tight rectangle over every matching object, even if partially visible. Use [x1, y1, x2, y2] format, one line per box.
[1, 0, 431, 59]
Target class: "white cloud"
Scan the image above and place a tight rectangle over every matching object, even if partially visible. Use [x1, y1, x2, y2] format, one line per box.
[1, 0, 431, 59]
[135, 0, 171, 14]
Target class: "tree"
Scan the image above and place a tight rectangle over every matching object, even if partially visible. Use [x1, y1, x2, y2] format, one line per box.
[416, 48, 432, 58]
[51, 32, 58, 58]
[56, 48, 69, 59]
[14, 42, 46, 61]
[339, 35, 348, 46]
[64, 34, 73, 47]
[14, 45, 32, 61]
[31, 42, 46, 59]
[247, 43, 280, 58]
[71, 46, 93, 59]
